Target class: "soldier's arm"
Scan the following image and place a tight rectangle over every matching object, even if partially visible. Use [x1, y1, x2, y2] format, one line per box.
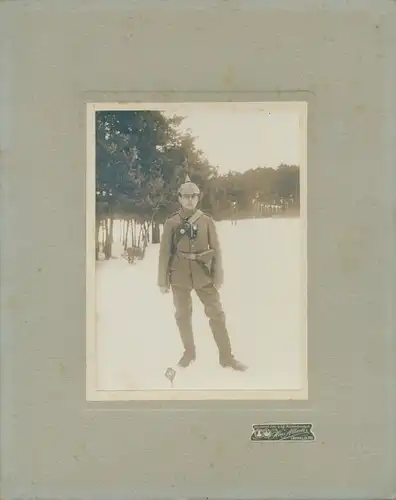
[157, 219, 173, 288]
[207, 217, 224, 286]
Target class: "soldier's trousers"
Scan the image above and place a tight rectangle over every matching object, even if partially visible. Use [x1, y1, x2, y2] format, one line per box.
[171, 283, 233, 358]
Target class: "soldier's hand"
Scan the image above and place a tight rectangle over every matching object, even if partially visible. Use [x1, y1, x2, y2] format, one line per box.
[213, 283, 222, 290]
[159, 286, 170, 294]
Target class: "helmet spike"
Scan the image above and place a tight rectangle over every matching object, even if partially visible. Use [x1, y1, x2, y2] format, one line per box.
[178, 174, 200, 196]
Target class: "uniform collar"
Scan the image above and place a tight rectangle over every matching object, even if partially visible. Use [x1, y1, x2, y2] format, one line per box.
[179, 208, 196, 219]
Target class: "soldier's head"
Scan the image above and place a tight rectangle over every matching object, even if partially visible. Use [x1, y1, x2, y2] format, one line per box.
[178, 175, 200, 211]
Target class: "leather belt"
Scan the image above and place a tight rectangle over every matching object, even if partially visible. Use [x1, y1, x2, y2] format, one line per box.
[176, 249, 214, 261]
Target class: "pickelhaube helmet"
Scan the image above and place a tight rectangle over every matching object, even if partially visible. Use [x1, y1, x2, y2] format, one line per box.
[178, 174, 200, 196]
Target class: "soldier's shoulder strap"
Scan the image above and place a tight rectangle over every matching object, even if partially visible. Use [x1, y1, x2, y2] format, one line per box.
[165, 212, 180, 223]
[187, 209, 203, 225]
[199, 211, 215, 223]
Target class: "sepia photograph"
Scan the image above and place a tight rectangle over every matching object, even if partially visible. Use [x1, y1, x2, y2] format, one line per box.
[87, 101, 307, 400]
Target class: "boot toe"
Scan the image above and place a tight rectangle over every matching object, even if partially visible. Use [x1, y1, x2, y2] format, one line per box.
[178, 351, 196, 367]
[220, 356, 248, 371]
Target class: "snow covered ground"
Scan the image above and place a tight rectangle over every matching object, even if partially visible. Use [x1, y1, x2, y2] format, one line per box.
[95, 217, 305, 393]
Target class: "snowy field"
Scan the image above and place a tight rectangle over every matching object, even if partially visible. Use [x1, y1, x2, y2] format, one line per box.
[94, 217, 305, 392]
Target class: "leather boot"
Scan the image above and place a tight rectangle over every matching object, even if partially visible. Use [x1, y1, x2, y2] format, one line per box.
[178, 350, 196, 368]
[176, 319, 196, 368]
[219, 354, 248, 372]
[209, 319, 248, 372]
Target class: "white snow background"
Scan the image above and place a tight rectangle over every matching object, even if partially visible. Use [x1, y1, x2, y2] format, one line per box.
[95, 217, 304, 392]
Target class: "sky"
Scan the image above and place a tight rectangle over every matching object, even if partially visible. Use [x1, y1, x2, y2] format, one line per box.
[163, 105, 301, 175]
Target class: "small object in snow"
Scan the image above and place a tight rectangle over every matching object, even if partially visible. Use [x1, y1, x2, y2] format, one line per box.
[165, 367, 176, 387]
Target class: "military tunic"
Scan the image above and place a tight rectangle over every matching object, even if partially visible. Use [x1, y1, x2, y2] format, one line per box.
[157, 209, 224, 290]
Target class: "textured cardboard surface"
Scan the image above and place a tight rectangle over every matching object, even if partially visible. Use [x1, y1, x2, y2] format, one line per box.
[0, 1, 395, 498]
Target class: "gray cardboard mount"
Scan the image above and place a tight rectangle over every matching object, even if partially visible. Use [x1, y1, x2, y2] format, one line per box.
[1, 1, 395, 499]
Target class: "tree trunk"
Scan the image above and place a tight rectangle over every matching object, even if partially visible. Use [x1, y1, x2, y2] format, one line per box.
[124, 219, 129, 250]
[131, 219, 136, 247]
[95, 216, 101, 260]
[152, 222, 160, 244]
[143, 222, 149, 248]
[109, 216, 114, 256]
[120, 219, 124, 243]
[100, 220, 105, 246]
[103, 219, 110, 259]
[209, 188, 216, 218]
[104, 210, 115, 260]
[131, 220, 134, 247]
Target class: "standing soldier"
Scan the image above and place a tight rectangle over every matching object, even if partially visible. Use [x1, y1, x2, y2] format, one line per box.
[158, 175, 247, 371]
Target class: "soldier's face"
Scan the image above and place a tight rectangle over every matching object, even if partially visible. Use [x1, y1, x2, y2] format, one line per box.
[179, 193, 199, 211]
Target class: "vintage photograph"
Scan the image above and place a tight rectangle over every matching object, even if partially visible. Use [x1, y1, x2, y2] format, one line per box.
[87, 102, 307, 400]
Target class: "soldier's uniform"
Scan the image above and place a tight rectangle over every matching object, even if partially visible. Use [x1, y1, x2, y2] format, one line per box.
[158, 177, 247, 371]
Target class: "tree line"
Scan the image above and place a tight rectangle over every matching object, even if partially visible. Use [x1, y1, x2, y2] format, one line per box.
[96, 110, 300, 260]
